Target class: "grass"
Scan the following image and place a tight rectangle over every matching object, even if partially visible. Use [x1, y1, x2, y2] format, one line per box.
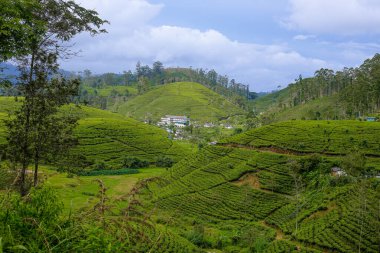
[44, 167, 166, 212]
[115, 82, 245, 122]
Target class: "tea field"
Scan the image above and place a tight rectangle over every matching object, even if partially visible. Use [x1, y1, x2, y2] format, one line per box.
[0, 97, 194, 167]
[115, 82, 245, 122]
[140, 126, 380, 252]
[224, 120, 380, 156]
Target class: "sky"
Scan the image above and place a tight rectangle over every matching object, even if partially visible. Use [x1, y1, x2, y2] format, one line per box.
[60, 0, 380, 92]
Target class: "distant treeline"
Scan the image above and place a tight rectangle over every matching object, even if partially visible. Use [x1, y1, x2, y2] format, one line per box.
[1, 61, 256, 110]
[76, 61, 255, 101]
[285, 54, 380, 117]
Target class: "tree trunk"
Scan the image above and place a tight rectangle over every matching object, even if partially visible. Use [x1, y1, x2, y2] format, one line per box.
[33, 149, 39, 187]
[20, 106, 30, 196]
[20, 160, 28, 196]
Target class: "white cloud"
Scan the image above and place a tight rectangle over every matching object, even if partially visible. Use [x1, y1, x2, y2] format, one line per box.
[62, 0, 328, 91]
[284, 0, 380, 35]
[293, 34, 316, 41]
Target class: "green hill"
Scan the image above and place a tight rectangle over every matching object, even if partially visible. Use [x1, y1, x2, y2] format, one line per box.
[0, 97, 193, 167]
[140, 120, 380, 252]
[250, 88, 290, 113]
[112, 82, 245, 122]
[223, 120, 380, 157]
[253, 54, 380, 123]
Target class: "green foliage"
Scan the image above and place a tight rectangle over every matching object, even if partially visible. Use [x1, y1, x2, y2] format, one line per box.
[252, 54, 380, 122]
[77, 168, 139, 176]
[156, 156, 174, 168]
[0, 187, 63, 251]
[341, 150, 367, 177]
[0, 185, 202, 252]
[2, 0, 107, 195]
[121, 156, 149, 169]
[0, 163, 16, 190]
[0, 0, 40, 61]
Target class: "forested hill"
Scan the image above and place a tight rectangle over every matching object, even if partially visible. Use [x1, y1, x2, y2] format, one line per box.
[251, 54, 380, 122]
[75, 62, 253, 109]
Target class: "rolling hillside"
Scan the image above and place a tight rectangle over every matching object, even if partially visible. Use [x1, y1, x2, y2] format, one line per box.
[250, 87, 345, 124]
[0, 97, 193, 167]
[140, 120, 380, 252]
[223, 120, 380, 157]
[112, 82, 245, 122]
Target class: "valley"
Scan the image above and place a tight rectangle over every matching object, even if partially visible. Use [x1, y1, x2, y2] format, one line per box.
[1, 2, 380, 251]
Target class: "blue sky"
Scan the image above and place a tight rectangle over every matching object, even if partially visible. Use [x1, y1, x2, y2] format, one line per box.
[62, 0, 380, 91]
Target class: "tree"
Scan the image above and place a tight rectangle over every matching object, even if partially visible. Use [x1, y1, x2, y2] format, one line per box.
[152, 61, 164, 76]
[0, 0, 40, 61]
[5, 0, 107, 195]
[341, 150, 367, 178]
[137, 76, 150, 94]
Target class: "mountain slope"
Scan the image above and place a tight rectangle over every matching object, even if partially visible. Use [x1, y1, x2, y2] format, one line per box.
[140, 120, 380, 252]
[223, 120, 380, 157]
[0, 97, 193, 166]
[112, 82, 245, 122]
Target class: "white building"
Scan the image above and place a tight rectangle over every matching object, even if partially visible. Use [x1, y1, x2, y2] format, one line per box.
[331, 167, 347, 177]
[159, 115, 190, 128]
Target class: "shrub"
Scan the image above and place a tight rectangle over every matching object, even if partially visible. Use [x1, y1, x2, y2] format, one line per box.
[156, 156, 174, 168]
[77, 168, 139, 176]
[94, 161, 107, 170]
[122, 156, 149, 169]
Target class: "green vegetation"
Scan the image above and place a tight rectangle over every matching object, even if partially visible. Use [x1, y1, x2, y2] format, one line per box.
[2, 104, 380, 252]
[0, 183, 201, 252]
[224, 120, 380, 157]
[72, 115, 192, 167]
[77, 168, 139, 176]
[115, 82, 245, 122]
[0, 97, 194, 169]
[136, 118, 380, 252]
[2, 4, 380, 250]
[251, 54, 380, 123]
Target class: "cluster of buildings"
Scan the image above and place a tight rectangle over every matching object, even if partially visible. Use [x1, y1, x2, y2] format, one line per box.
[158, 115, 190, 128]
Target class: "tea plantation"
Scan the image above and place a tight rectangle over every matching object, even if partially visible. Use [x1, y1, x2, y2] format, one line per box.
[115, 82, 245, 122]
[2, 94, 380, 252]
[0, 97, 193, 167]
[223, 120, 380, 156]
[140, 125, 380, 252]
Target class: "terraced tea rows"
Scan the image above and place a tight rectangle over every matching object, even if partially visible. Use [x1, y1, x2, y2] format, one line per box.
[266, 185, 379, 252]
[144, 125, 380, 252]
[224, 120, 380, 156]
[149, 146, 296, 201]
[156, 183, 287, 222]
[116, 82, 244, 122]
[0, 97, 193, 167]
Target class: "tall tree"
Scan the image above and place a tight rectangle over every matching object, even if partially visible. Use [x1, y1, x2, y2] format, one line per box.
[5, 0, 107, 195]
[0, 0, 40, 62]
